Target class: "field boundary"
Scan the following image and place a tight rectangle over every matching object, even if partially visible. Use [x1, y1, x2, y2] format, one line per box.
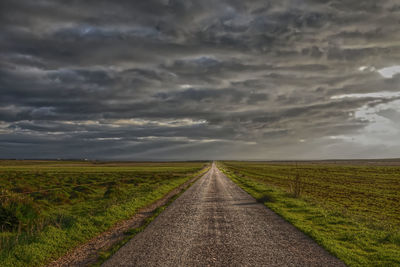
[45, 166, 210, 267]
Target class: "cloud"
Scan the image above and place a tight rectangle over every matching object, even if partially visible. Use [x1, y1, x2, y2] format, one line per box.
[0, 0, 400, 159]
[378, 66, 400, 78]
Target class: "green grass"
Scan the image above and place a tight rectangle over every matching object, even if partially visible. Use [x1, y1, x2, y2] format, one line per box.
[0, 160, 209, 267]
[219, 161, 400, 267]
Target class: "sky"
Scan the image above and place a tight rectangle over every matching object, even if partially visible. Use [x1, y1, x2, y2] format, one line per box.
[1, 0, 400, 160]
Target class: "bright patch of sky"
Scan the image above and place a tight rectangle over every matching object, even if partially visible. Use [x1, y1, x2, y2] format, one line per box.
[112, 118, 207, 127]
[331, 92, 400, 99]
[358, 65, 400, 79]
[358, 66, 376, 72]
[330, 100, 400, 147]
[378, 65, 400, 78]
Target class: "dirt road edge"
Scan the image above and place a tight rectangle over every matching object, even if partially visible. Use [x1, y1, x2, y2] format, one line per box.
[46, 165, 210, 267]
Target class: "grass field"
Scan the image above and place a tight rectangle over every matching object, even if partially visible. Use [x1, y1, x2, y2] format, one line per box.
[0, 160, 208, 266]
[219, 161, 400, 267]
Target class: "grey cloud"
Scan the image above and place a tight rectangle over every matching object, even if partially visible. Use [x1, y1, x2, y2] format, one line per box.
[1, 0, 400, 159]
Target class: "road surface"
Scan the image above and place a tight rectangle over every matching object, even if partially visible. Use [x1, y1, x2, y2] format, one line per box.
[103, 163, 345, 266]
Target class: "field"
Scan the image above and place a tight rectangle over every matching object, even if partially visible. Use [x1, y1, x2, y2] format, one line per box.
[0, 160, 208, 266]
[219, 161, 400, 266]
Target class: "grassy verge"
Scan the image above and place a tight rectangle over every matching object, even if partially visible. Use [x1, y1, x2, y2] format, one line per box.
[93, 202, 171, 266]
[218, 162, 400, 267]
[0, 161, 208, 266]
[92, 172, 201, 266]
[92, 196, 176, 266]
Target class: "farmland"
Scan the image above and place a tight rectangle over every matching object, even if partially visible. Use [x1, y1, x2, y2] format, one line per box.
[219, 161, 400, 266]
[0, 160, 208, 266]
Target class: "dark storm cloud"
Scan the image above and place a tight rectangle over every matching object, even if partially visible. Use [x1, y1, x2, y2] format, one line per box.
[1, 0, 400, 159]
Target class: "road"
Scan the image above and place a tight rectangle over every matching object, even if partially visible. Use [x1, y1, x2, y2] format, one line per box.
[103, 163, 345, 266]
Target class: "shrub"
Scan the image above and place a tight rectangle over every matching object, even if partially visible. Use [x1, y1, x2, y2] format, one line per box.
[0, 205, 19, 231]
[289, 173, 303, 198]
[0, 190, 39, 231]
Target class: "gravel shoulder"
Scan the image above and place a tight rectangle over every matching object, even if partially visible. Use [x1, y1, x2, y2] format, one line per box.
[103, 163, 345, 266]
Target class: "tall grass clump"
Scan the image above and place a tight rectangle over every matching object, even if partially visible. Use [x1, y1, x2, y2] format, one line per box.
[0, 190, 39, 232]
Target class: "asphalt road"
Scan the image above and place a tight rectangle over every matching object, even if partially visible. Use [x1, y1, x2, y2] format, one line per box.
[103, 163, 345, 266]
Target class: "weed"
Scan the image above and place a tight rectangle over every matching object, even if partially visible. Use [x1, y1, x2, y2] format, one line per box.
[289, 172, 303, 198]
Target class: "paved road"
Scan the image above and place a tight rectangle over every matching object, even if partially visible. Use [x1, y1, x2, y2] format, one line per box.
[103, 163, 345, 266]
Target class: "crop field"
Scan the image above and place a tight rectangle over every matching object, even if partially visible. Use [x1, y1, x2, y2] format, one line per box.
[0, 160, 208, 266]
[219, 161, 400, 266]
